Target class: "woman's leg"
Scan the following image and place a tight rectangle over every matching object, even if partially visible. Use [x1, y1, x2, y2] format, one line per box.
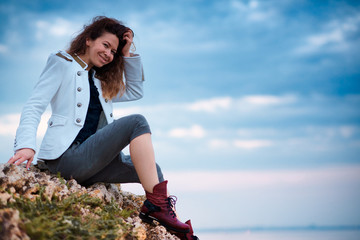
[80, 152, 164, 187]
[83, 133, 162, 192]
[46, 114, 153, 184]
[130, 133, 159, 193]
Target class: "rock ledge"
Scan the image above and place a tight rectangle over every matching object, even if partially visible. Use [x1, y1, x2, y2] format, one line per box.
[0, 163, 179, 240]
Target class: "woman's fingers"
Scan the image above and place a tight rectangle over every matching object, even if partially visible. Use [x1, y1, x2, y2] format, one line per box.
[122, 30, 134, 57]
[16, 157, 26, 166]
[123, 30, 133, 43]
[124, 29, 133, 38]
[8, 155, 33, 170]
[11, 153, 28, 165]
[26, 156, 34, 169]
[8, 153, 21, 164]
[8, 156, 15, 164]
[8, 148, 35, 169]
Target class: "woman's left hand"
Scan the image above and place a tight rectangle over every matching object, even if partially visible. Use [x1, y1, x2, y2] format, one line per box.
[122, 29, 134, 57]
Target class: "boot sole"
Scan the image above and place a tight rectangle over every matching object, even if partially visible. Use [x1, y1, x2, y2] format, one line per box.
[139, 212, 190, 234]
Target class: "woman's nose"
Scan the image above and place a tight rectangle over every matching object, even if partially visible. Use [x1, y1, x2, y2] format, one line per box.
[106, 50, 114, 61]
[103, 50, 111, 60]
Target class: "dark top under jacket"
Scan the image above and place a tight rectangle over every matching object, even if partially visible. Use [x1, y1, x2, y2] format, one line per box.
[73, 70, 103, 144]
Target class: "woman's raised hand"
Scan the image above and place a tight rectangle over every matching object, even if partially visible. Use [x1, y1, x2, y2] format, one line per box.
[8, 148, 35, 170]
[122, 29, 134, 57]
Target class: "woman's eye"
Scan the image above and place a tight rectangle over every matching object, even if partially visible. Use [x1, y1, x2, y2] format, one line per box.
[111, 51, 116, 55]
[103, 43, 108, 48]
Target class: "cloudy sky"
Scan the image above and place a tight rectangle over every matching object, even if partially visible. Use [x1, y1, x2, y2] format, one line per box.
[1, 0, 359, 232]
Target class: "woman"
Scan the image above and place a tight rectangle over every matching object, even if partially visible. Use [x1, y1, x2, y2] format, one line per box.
[8, 16, 197, 238]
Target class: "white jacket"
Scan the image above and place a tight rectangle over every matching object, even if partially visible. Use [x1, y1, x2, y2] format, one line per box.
[14, 50, 144, 160]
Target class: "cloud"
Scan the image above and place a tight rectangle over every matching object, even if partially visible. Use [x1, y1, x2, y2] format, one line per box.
[186, 97, 232, 113]
[308, 30, 343, 47]
[0, 112, 50, 138]
[121, 166, 360, 194]
[236, 128, 278, 137]
[0, 114, 20, 136]
[168, 125, 206, 139]
[0, 44, 8, 54]
[294, 15, 360, 55]
[233, 139, 273, 149]
[230, 0, 275, 23]
[35, 18, 80, 41]
[295, 30, 345, 54]
[3, 94, 359, 142]
[240, 94, 297, 105]
[208, 138, 273, 150]
[184, 95, 297, 113]
[208, 139, 228, 149]
[0, 15, 82, 62]
[170, 166, 360, 192]
[339, 126, 357, 138]
[113, 107, 143, 117]
[126, 8, 230, 54]
[1, 94, 359, 168]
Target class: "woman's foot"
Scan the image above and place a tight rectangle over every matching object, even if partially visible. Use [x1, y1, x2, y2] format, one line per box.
[175, 220, 199, 240]
[139, 180, 190, 233]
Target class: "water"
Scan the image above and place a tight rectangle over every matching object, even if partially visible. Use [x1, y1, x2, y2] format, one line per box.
[196, 230, 360, 240]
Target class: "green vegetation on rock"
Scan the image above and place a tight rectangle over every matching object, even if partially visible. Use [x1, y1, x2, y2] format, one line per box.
[3, 189, 134, 240]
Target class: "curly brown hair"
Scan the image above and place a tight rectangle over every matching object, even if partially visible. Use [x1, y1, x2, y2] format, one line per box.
[68, 16, 132, 99]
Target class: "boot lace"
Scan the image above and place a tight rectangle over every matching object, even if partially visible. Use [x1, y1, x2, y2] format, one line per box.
[166, 195, 177, 218]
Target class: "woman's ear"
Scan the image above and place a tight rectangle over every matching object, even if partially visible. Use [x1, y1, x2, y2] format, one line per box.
[86, 38, 91, 47]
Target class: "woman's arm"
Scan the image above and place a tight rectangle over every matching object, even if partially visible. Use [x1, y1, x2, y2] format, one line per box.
[112, 29, 144, 102]
[8, 53, 65, 166]
[113, 54, 145, 102]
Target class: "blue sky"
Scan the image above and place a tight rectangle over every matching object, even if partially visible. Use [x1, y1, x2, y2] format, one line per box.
[0, 0, 360, 233]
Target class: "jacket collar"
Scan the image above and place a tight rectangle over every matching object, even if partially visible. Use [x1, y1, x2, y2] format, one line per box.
[57, 51, 89, 70]
[71, 53, 89, 70]
[58, 50, 99, 78]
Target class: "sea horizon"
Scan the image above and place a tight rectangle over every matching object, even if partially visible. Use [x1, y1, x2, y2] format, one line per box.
[197, 224, 360, 233]
[196, 225, 360, 240]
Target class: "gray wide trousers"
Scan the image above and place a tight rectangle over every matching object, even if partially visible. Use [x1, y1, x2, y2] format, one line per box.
[45, 114, 164, 186]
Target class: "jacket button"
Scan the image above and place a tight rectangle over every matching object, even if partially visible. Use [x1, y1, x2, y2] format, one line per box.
[77, 103, 82, 107]
[110, 113, 113, 117]
[76, 118, 81, 123]
[49, 121, 53, 126]
[77, 71, 81, 76]
[77, 87, 82, 92]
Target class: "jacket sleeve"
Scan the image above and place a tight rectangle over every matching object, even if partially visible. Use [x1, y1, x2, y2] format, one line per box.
[14, 53, 65, 153]
[112, 54, 145, 102]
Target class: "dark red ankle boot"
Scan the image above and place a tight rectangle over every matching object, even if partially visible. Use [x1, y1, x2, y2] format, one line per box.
[175, 220, 199, 240]
[139, 180, 190, 233]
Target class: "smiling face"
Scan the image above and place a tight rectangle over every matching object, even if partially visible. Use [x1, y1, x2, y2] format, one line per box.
[83, 32, 119, 69]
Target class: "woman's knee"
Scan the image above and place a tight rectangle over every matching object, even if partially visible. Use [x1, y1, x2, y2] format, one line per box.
[130, 114, 149, 127]
[128, 114, 151, 140]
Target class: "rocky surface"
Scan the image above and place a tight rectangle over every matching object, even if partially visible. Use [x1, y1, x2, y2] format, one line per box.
[0, 163, 179, 240]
